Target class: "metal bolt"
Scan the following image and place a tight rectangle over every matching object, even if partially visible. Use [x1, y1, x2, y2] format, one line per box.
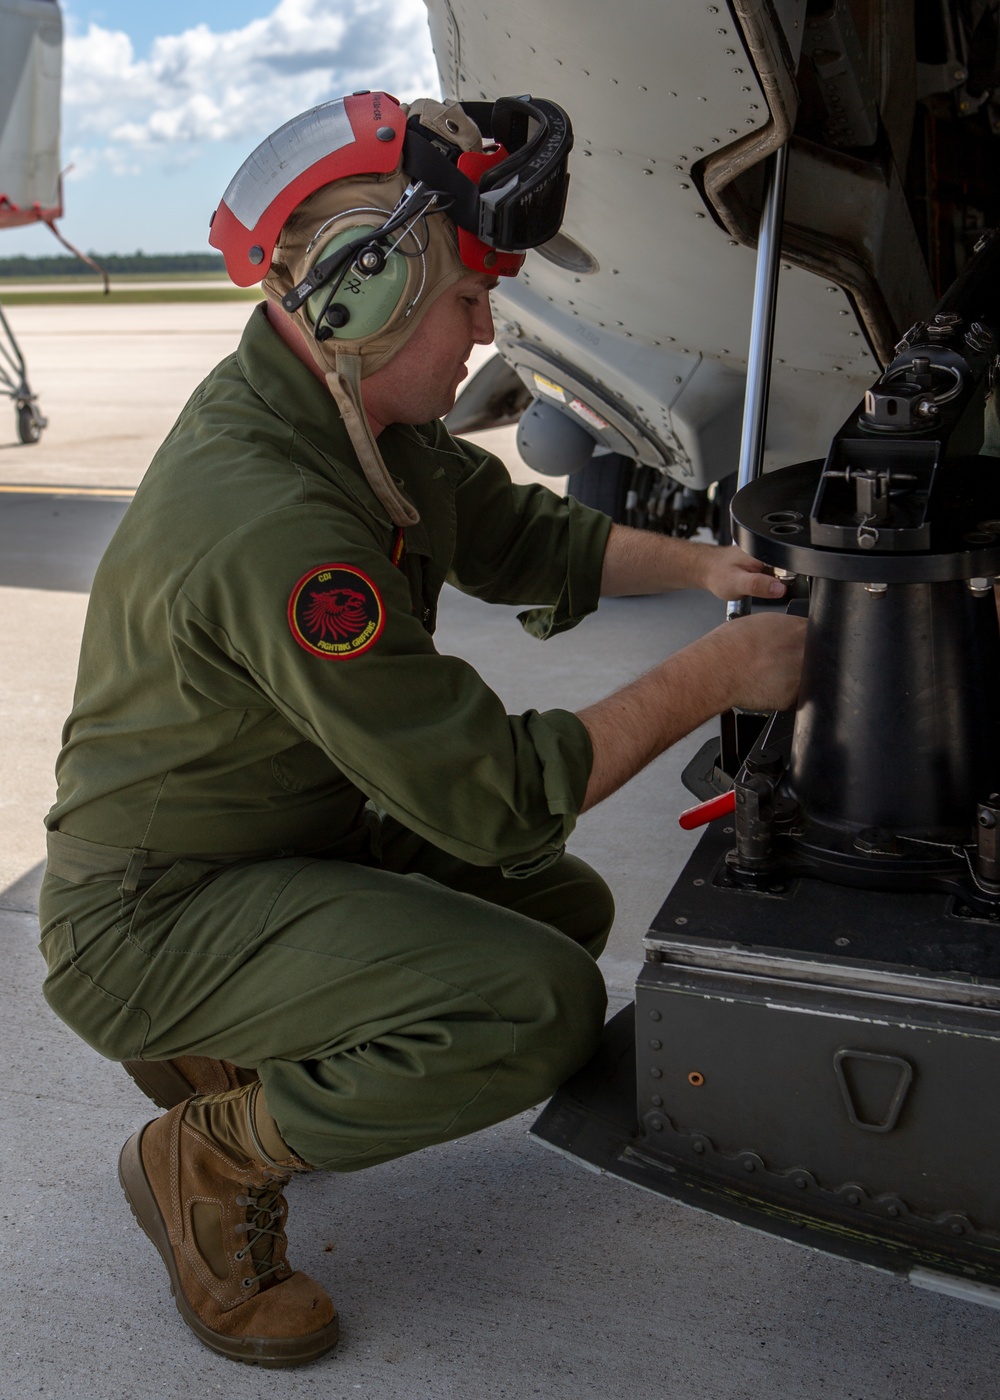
[693, 877, 705, 887]
[846, 1192, 860, 1205]
[651, 1095, 663, 1106]
[835, 936, 850, 946]
[952, 1222, 965, 1235]
[650, 1010, 662, 1022]
[969, 577, 992, 595]
[743, 1159, 755, 1172]
[795, 1177, 808, 1188]
[376, 126, 396, 142]
[248, 246, 265, 265]
[887, 1204, 899, 1217]
[675, 916, 688, 925]
[693, 1140, 705, 1153]
[864, 582, 888, 595]
[650, 1039, 662, 1050]
[650, 1067, 662, 1079]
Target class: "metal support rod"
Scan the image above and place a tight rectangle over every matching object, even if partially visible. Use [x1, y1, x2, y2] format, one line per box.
[727, 142, 790, 621]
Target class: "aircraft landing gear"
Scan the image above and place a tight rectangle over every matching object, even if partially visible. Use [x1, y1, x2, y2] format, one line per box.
[1, 302, 46, 446]
[17, 399, 44, 444]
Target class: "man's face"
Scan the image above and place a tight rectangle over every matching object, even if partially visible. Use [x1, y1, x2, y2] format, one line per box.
[360, 272, 498, 433]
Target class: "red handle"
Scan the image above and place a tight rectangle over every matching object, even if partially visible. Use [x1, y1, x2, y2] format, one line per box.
[678, 790, 736, 830]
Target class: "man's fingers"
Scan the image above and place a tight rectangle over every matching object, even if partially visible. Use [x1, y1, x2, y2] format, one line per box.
[744, 570, 786, 599]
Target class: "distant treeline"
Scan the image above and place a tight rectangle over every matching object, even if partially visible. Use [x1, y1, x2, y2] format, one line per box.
[0, 252, 226, 277]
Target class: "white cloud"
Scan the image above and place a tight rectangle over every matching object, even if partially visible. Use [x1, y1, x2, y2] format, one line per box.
[63, 0, 440, 171]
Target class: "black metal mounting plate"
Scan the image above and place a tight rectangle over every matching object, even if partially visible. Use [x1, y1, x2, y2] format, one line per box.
[530, 1005, 1000, 1292]
[732, 458, 1000, 581]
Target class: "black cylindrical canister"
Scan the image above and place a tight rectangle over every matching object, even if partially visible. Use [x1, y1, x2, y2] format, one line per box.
[789, 577, 1000, 838]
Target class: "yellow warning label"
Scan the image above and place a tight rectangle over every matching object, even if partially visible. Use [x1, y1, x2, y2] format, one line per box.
[532, 372, 567, 401]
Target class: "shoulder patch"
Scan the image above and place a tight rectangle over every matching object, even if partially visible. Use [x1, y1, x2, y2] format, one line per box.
[288, 564, 385, 659]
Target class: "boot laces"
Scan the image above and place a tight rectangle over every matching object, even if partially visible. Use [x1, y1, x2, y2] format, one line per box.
[235, 1175, 291, 1289]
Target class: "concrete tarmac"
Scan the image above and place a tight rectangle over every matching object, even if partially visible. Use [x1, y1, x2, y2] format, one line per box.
[1, 303, 997, 1400]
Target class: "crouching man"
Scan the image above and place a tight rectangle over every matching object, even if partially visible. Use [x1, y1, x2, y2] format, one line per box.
[39, 93, 805, 1367]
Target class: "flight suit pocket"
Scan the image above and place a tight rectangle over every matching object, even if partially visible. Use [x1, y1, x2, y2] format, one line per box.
[122, 858, 228, 956]
[38, 918, 149, 1061]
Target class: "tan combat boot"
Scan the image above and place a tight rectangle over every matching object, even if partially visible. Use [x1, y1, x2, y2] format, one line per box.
[118, 1081, 339, 1367]
[122, 1055, 259, 1109]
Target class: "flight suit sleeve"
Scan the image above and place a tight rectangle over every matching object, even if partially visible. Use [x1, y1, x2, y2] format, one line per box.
[438, 429, 614, 638]
[171, 508, 593, 875]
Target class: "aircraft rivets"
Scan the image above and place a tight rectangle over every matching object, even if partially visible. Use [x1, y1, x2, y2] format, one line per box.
[650, 1010, 662, 1022]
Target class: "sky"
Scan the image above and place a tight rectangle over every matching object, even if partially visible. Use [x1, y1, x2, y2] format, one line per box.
[6, 0, 440, 257]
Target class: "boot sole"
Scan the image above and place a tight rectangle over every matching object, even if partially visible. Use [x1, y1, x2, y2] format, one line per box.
[118, 1126, 340, 1368]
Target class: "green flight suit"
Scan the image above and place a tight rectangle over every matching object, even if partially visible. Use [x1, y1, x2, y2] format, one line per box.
[39, 305, 614, 1170]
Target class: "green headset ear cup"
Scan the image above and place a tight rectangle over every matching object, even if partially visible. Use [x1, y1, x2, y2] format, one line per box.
[305, 223, 409, 341]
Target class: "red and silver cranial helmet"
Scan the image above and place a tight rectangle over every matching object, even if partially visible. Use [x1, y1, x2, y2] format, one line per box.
[209, 90, 572, 286]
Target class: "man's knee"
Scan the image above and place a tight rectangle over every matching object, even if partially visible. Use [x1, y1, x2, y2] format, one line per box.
[514, 854, 616, 961]
[507, 928, 607, 1092]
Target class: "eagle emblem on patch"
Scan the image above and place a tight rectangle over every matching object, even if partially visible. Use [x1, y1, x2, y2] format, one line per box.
[287, 564, 384, 659]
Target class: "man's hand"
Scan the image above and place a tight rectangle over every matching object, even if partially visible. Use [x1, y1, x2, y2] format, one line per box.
[687, 542, 787, 603]
[577, 612, 806, 811]
[696, 612, 806, 713]
[600, 524, 785, 602]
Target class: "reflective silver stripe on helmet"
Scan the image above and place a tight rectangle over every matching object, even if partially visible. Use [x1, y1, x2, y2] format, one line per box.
[220, 99, 354, 231]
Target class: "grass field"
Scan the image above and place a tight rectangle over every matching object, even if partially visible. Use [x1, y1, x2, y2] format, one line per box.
[0, 284, 259, 305]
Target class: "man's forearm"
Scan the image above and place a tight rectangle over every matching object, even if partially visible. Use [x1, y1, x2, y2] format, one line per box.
[599, 522, 786, 602]
[577, 634, 729, 811]
[599, 523, 710, 595]
[576, 612, 807, 813]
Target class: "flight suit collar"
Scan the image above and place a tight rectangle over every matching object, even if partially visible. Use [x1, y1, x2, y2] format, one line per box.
[236, 305, 463, 559]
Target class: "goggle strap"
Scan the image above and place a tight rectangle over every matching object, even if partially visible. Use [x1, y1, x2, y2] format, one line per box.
[402, 127, 482, 236]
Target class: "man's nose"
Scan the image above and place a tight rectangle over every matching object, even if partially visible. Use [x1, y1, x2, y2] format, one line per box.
[473, 297, 495, 346]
